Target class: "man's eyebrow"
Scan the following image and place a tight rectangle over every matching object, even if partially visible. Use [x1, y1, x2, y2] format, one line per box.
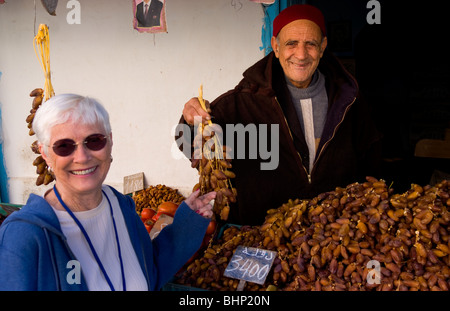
[305, 39, 320, 45]
[284, 39, 298, 43]
[284, 39, 320, 45]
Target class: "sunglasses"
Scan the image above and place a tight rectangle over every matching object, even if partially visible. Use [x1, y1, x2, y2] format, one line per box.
[51, 134, 108, 157]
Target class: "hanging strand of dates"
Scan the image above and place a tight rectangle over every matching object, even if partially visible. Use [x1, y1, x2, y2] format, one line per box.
[27, 24, 56, 186]
[191, 85, 237, 221]
[27, 88, 54, 186]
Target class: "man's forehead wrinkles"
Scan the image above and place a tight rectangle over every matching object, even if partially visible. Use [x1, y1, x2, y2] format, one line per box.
[281, 31, 321, 43]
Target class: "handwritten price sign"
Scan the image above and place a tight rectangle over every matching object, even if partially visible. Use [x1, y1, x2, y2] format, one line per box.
[224, 245, 277, 285]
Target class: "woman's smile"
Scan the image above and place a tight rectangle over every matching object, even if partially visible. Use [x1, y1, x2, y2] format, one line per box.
[70, 166, 98, 176]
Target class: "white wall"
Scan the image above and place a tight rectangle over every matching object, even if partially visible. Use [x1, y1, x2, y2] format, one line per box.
[0, 0, 265, 203]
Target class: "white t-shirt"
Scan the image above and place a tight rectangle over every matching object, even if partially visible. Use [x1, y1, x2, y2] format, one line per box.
[52, 185, 148, 291]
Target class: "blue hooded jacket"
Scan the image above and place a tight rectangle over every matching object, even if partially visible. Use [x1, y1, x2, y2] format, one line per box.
[0, 186, 209, 291]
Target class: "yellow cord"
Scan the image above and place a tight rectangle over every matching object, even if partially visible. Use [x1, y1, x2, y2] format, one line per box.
[33, 24, 55, 101]
[198, 84, 212, 126]
[198, 84, 223, 160]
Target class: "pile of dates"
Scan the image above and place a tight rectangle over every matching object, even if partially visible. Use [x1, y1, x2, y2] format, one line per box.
[133, 184, 185, 215]
[175, 177, 450, 291]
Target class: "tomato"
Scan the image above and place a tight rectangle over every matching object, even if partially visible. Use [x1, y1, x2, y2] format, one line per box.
[144, 223, 152, 233]
[144, 219, 154, 233]
[152, 211, 171, 223]
[205, 220, 217, 235]
[151, 212, 159, 222]
[201, 234, 212, 248]
[141, 208, 156, 220]
[157, 202, 179, 217]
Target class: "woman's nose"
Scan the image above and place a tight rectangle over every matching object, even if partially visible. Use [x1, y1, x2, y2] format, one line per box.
[72, 143, 91, 162]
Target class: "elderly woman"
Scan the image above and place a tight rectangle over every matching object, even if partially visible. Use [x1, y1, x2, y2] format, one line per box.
[0, 94, 215, 291]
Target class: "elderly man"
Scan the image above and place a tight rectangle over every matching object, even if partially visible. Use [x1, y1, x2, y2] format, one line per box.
[177, 4, 382, 225]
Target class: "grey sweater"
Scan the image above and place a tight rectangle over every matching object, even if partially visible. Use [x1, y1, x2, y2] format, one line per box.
[286, 70, 328, 172]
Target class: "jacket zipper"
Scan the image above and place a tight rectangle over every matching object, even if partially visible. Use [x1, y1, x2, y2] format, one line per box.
[274, 97, 311, 183]
[310, 96, 357, 177]
[275, 96, 356, 184]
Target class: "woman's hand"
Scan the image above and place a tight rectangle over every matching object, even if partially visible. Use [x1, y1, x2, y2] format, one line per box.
[184, 190, 216, 219]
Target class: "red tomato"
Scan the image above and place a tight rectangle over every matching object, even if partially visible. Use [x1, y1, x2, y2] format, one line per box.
[144, 219, 154, 233]
[201, 234, 212, 248]
[152, 211, 171, 223]
[141, 208, 156, 220]
[144, 224, 151, 233]
[205, 220, 217, 235]
[157, 202, 179, 217]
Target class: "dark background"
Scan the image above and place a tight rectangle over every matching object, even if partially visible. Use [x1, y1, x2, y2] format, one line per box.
[307, 0, 450, 192]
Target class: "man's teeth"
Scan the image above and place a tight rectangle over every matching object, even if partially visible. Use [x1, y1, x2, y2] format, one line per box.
[72, 167, 96, 175]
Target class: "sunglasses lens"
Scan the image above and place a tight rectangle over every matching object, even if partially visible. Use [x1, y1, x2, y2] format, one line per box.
[52, 139, 76, 157]
[52, 134, 107, 157]
[85, 134, 107, 151]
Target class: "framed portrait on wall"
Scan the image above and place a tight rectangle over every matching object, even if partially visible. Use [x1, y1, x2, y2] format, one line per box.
[133, 0, 167, 33]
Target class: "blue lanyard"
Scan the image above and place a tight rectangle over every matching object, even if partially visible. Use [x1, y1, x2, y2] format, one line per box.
[53, 185, 126, 291]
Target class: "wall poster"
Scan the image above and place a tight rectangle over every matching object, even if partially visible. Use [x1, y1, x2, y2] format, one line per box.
[133, 0, 167, 33]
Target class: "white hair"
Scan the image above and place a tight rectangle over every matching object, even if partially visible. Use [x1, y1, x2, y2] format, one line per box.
[32, 94, 111, 154]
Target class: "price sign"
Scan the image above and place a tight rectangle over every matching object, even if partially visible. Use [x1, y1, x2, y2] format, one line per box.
[123, 172, 144, 195]
[224, 245, 277, 286]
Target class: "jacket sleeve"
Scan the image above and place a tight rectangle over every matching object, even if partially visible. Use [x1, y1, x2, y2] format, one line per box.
[115, 189, 210, 291]
[150, 202, 210, 290]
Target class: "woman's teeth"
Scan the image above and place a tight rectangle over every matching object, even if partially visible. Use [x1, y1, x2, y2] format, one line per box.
[71, 167, 96, 175]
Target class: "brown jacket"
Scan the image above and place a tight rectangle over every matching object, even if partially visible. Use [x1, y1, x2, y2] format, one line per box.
[178, 51, 382, 225]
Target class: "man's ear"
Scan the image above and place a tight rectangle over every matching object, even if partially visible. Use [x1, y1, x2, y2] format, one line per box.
[320, 36, 328, 58]
[271, 36, 280, 58]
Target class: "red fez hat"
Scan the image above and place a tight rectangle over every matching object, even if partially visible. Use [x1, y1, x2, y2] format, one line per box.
[273, 4, 326, 37]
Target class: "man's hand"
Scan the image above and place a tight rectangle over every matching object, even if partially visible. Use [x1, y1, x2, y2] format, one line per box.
[182, 97, 211, 126]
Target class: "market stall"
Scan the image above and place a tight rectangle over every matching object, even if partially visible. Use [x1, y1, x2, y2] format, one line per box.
[126, 174, 449, 291]
[0, 1, 449, 294]
[128, 90, 450, 291]
[169, 177, 450, 291]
